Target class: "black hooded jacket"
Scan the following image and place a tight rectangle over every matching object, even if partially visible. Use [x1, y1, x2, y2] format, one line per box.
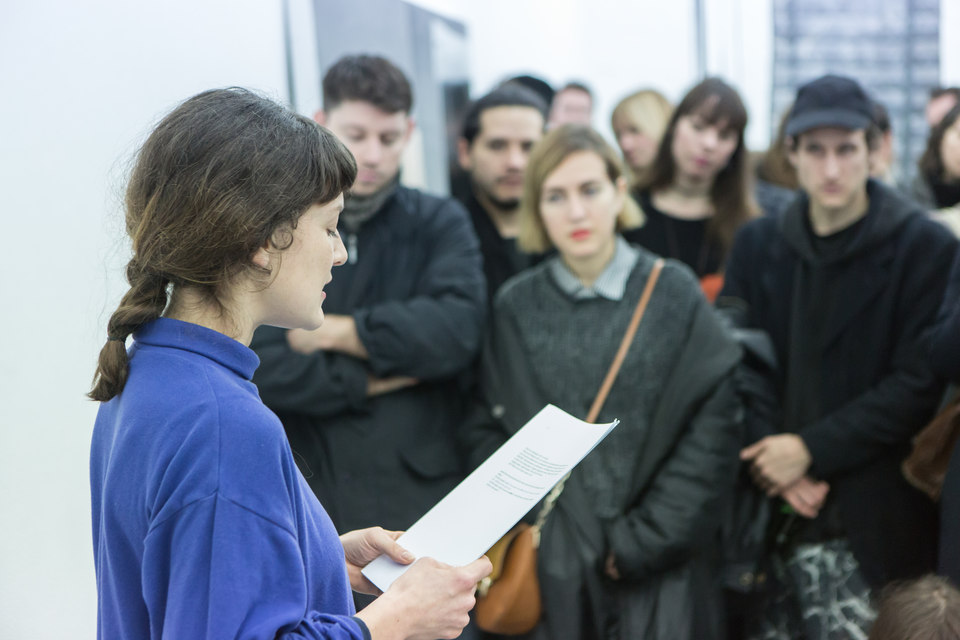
[718, 179, 957, 586]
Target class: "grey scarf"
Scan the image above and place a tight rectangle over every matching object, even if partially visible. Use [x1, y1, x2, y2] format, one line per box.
[340, 174, 401, 234]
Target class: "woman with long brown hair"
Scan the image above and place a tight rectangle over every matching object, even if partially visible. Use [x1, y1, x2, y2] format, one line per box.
[88, 87, 489, 640]
[626, 78, 759, 301]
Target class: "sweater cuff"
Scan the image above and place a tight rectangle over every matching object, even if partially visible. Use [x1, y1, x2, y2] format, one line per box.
[351, 616, 372, 640]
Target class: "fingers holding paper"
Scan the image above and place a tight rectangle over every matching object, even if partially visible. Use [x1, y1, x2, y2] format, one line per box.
[357, 555, 493, 640]
[341, 527, 413, 595]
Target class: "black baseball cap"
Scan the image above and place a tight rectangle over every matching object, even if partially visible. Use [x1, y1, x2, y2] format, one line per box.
[785, 75, 874, 137]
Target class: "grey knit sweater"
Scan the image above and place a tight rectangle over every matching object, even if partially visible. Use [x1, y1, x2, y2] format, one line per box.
[495, 251, 704, 518]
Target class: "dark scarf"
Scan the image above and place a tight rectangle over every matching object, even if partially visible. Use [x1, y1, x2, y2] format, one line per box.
[340, 174, 401, 234]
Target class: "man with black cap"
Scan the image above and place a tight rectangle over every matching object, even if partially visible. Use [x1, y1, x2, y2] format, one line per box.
[718, 75, 957, 637]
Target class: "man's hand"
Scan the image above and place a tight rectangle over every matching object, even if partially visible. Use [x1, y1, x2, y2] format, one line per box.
[287, 314, 368, 359]
[741, 434, 812, 495]
[780, 476, 830, 519]
[340, 527, 413, 595]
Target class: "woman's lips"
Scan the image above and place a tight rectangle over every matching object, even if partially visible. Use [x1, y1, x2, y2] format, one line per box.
[570, 229, 591, 241]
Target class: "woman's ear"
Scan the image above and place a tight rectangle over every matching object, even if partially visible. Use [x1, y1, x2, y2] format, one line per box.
[252, 245, 271, 270]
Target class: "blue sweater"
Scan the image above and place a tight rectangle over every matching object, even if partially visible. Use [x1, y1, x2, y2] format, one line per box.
[90, 318, 366, 640]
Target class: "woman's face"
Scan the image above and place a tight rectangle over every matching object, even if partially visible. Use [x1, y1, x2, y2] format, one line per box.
[613, 113, 659, 174]
[670, 109, 739, 185]
[539, 150, 625, 265]
[940, 117, 960, 181]
[254, 195, 347, 330]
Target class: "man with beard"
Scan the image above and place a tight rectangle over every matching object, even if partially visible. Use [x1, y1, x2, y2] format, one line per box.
[457, 84, 548, 303]
[249, 56, 486, 602]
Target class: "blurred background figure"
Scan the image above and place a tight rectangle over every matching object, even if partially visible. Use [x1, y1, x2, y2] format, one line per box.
[611, 88, 673, 187]
[501, 74, 555, 113]
[456, 83, 548, 303]
[912, 103, 960, 236]
[249, 56, 487, 617]
[926, 86, 960, 128]
[868, 575, 960, 640]
[870, 100, 898, 186]
[625, 77, 758, 301]
[547, 81, 594, 128]
[753, 106, 799, 217]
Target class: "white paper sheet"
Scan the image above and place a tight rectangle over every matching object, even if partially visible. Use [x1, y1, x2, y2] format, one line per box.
[361, 404, 619, 591]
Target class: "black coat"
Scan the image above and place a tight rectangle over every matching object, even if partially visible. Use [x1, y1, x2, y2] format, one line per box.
[463, 255, 742, 639]
[719, 180, 958, 587]
[251, 186, 486, 533]
[926, 253, 960, 585]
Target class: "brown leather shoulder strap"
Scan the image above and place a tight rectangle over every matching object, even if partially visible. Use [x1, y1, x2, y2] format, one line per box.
[585, 258, 665, 423]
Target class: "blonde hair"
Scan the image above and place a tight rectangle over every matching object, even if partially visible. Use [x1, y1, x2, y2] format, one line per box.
[518, 125, 643, 253]
[611, 89, 674, 183]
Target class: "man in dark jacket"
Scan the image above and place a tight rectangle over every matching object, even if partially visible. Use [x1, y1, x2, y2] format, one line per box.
[250, 56, 485, 541]
[719, 75, 957, 638]
[456, 83, 547, 303]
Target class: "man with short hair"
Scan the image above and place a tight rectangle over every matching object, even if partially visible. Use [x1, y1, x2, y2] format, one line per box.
[251, 55, 486, 545]
[719, 75, 957, 637]
[548, 81, 594, 128]
[457, 84, 547, 302]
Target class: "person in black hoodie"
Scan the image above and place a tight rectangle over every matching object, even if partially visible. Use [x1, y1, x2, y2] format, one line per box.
[718, 75, 958, 639]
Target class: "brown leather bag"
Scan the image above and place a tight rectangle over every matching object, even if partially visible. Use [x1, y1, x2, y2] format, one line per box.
[903, 390, 960, 502]
[474, 523, 541, 634]
[474, 259, 664, 635]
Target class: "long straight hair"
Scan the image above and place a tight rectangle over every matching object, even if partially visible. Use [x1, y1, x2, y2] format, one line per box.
[638, 77, 759, 254]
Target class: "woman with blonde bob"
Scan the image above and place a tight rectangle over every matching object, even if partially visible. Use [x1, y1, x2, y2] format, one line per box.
[611, 89, 673, 185]
[462, 125, 742, 639]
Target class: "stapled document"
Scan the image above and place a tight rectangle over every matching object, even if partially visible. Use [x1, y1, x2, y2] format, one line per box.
[361, 404, 619, 591]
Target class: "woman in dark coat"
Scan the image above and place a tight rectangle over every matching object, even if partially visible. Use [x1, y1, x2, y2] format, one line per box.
[463, 125, 742, 639]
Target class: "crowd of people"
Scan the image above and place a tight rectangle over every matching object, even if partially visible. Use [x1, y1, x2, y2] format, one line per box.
[87, 52, 960, 640]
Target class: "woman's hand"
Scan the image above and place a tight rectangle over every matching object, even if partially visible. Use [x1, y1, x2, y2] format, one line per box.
[340, 527, 414, 595]
[356, 556, 492, 640]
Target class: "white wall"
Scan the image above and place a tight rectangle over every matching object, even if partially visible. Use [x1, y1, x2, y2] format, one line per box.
[422, 0, 700, 140]
[0, 1, 290, 637]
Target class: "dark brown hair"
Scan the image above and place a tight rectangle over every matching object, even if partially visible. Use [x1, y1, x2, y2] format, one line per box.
[322, 54, 413, 114]
[869, 575, 960, 640]
[89, 87, 356, 402]
[639, 77, 759, 254]
[757, 105, 799, 190]
[919, 102, 960, 182]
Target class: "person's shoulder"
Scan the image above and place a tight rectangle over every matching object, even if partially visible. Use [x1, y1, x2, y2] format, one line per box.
[493, 260, 553, 311]
[630, 248, 703, 302]
[126, 344, 278, 442]
[741, 208, 783, 237]
[394, 185, 470, 223]
[880, 182, 958, 248]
